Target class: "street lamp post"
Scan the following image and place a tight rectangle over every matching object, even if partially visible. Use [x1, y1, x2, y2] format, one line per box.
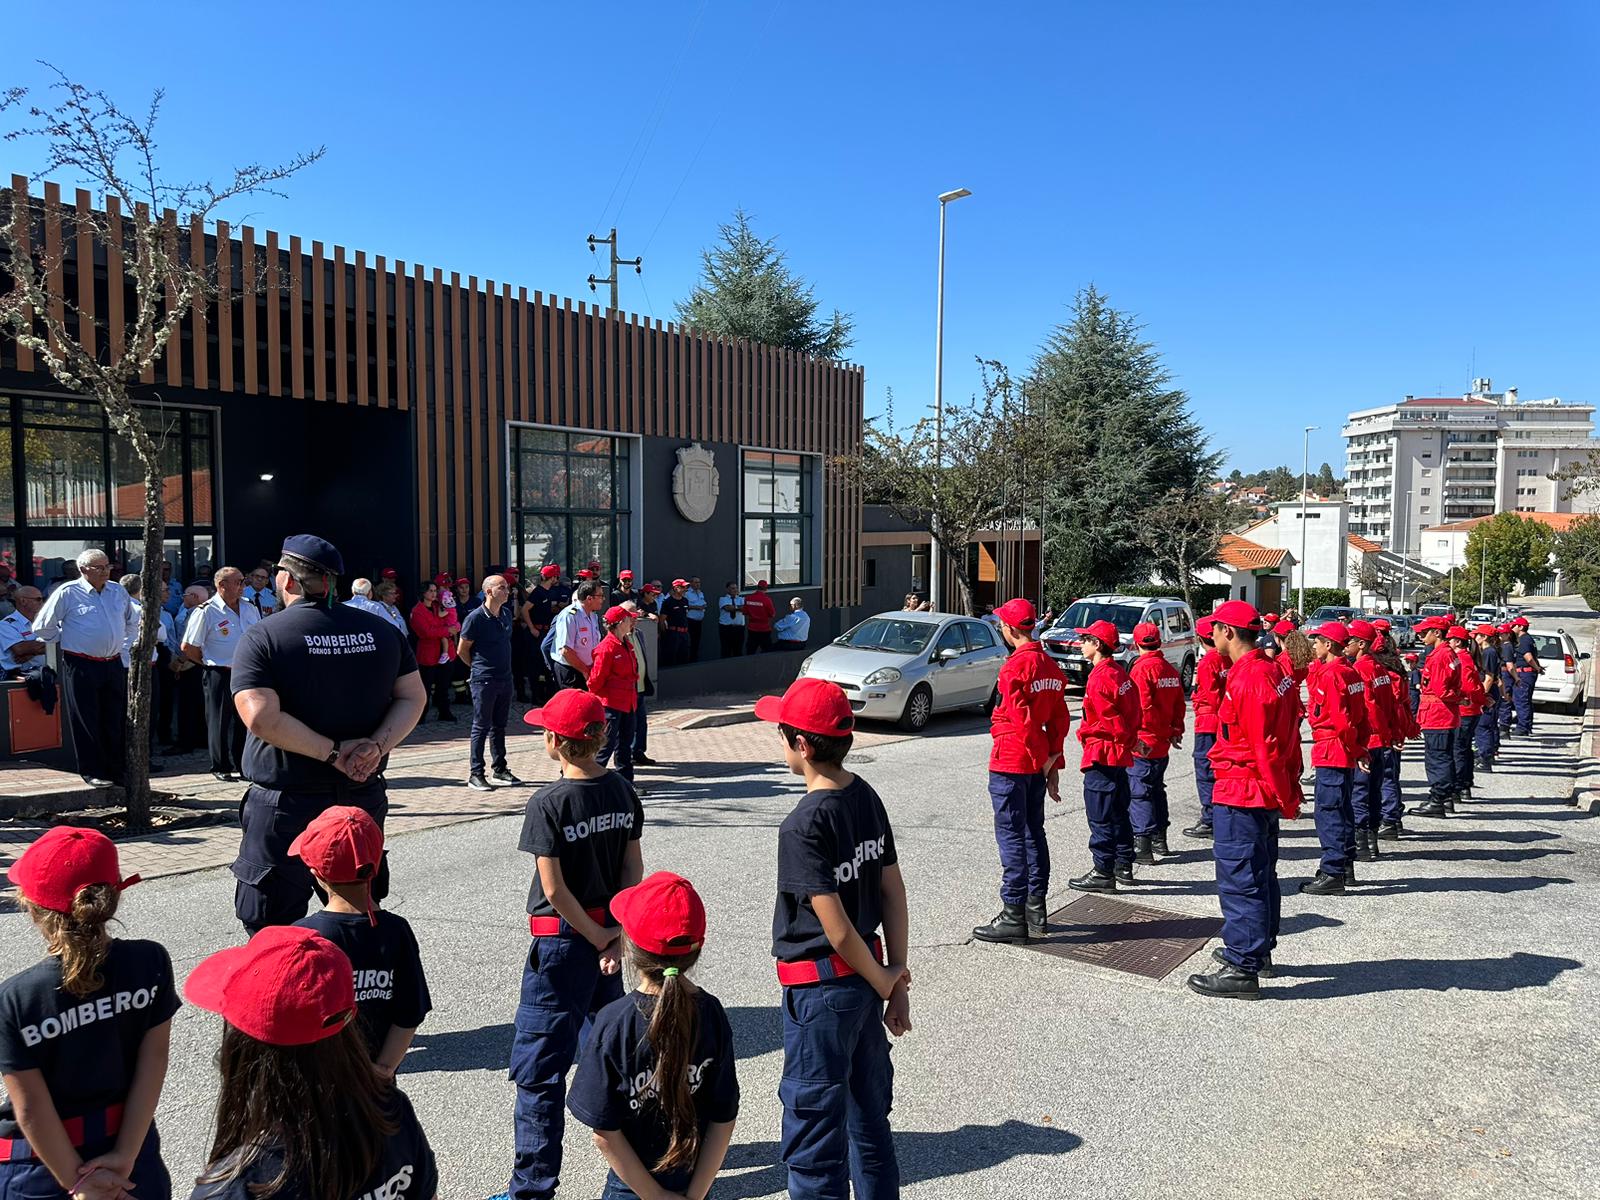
[1397, 491, 1411, 613]
[1298, 425, 1318, 615]
[931, 186, 970, 612]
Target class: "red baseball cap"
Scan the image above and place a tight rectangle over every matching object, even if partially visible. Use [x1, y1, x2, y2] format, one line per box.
[1132, 621, 1161, 648]
[1195, 615, 1215, 639]
[540, 564, 561, 578]
[643, 583, 662, 595]
[588, 559, 602, 569]
[1313, 622, 1350, 644]
[288, 806, 383, 886]
[455, 577, 470, 586]
[993, 597, 1036, 629]
[432, 572, 451, 586]
[1346, 619, 1377, 642]
[7, 826, 141, 914]
[618, 569, 634, 579]
[380, 567, 398, 579]
[1262, 612, 1280, 624]
[671, 578, 689, 588]
[757, 579, 770, 589]
[1212, 600, 1263, 631]
[603, 604, 631, 624]
[755, 677, 855, 737]
[577, 569, 594, 579]
[1511, 616, 1530, 628]
[1447, 625, 1470, 641]
[611, 871, 706, 957]
[185, 926, 356, 1048]
[1272, 619, 1295, 636]
[524, 688, 606, 736]
[1372, 618, 1392, 631]
[1474, 623, 1496, 636]
[1416, 616, 1450, 632]
[504, 567, 520, 582]
[1497, 623, 1512, 633]
[1404, 651, 1420, 663]
[1076, 619, 1120, 648]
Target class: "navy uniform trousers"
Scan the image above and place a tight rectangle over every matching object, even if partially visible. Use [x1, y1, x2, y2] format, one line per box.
[509, 929, 624, 1200]
[1453, 714, 1479, 794]
[60, 652, 127, 783]
[1082, 764, 1134, 873]
[1351, 748, 1390, 838]
[470, 677, 514, 778]
[1213, 803, 1281, 973]
[1312, 765, 1354, 879]
[0, 1114, 168, 1200]
[597, 706, 635, 781]
[779, 974, 899, 1200]
[1380, 746, 1405, 824]
[1475, 691, 1500, 765]
[1422, 729, 1457, 805]
[1497, 672, 1515, 729]
[990, 770, 1049, 904]
[1129, 754, 1171, 837]
[1512, 668, 1537, 734]
[1192, 732, 1217, 828]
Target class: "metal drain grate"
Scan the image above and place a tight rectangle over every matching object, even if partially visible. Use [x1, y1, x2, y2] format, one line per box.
[1026, 894, 1222, 979]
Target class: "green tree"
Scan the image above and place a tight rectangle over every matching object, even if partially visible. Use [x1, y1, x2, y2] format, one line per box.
[1136, 486, 1238, 612]
[1554, 516, 1600, 612]
[1263, 465, 1300, 501]
[1316, 462, 1337, 495]
[1464, 512, 1555, 603]
[1029, 286, 1222, 600]
[676, 208, 853, 360]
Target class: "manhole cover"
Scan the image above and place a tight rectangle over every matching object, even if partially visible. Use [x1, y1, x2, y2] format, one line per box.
[1026, 894, 1222, 980]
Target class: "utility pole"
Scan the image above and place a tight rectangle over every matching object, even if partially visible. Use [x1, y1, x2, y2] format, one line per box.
[1298, 425, 1318, 615]
[586, 227, 642, 312]
[931, 187, 972, 612]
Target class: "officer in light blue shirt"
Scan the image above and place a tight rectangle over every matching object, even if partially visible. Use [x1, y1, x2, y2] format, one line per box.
[773, 595, 812, 651]
[550, 580, 605, 690]
[684, 576, 707, 661]
[0, 586, 45, 677]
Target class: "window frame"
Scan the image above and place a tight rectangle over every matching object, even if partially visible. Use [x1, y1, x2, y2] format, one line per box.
[739, 447, 818, 588]
[508, 423, 636, 583]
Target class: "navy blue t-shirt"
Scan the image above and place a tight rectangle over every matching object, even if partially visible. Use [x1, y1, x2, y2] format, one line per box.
[518, 773, 645, 918]
[772, 776, 898, 962]
[294, 910, 432, 1060]
[1515, 633, 1539, 669]
[460, 603, 514, 681]
[567, 987, 741, 1188]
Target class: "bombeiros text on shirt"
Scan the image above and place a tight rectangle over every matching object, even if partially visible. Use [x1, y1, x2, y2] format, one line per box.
[19, 982, 164, 1047]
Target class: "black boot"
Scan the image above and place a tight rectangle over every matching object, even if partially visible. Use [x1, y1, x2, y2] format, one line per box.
[1114, 863, 1136, 886]
[1445, 792, 1458, 812]
[1299, 871, 1346, 895]
[1408, 801, 1448, 818]
[1186, 964, 1260, 1000]
[1182, 821, 1214, 840]
[1212, 946, 1275, 978]
[1068, 868, 1116, 893]
[1025, 895, 1048, 939]
[1344, 859, 1357, 885]
[973, 904, 1030, 944]
[1354, 829, 1376, 863]
[1133, 836, 1155, 865]
[1151, 832, 1171, 857]
[1376, 820, 1403, 840]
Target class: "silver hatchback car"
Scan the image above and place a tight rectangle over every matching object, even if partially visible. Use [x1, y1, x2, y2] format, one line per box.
[797, 611, 1009, 731]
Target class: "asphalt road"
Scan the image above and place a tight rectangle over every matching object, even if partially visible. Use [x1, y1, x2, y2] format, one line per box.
[3, 596, 1596, 1199]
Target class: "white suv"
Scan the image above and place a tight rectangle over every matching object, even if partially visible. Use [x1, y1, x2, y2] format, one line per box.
[1040, 595, 1199, 690]
[1529, 626, 1591, 715]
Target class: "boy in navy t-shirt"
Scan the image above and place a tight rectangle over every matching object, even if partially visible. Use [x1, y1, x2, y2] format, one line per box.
[755, 678, 911, 1200]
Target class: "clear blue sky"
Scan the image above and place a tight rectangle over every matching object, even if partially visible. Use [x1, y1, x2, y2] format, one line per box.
[5, 2, 1596, 472]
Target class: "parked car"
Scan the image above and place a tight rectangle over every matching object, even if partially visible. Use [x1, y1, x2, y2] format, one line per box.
[1039, 594, 1199, 690]
[1529, 627, 1591, 715]
[1309, 605, 1362, 625]
[1467, 604, 1503, 626]
[797, 610, 1008, 731]
[1418, 602, 1454, 619]
[1385, 614, 1419, 649]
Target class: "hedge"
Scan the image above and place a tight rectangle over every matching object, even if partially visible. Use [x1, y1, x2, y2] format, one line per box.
[1297, 587, 1355, 613]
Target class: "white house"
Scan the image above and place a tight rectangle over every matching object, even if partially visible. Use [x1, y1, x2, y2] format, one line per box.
[1196, 535, 1295, 613]
[1420, 511, 1585, 597]
[1240, 500, 1350, 592]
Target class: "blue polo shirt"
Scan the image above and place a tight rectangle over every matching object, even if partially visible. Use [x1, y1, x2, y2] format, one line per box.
[460, 603, 514, 682]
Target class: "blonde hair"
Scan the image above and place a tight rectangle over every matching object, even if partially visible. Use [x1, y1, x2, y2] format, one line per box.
[25, 883, 119, 996]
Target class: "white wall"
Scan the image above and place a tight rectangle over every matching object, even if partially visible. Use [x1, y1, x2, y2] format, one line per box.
[1245, 501, 1349, 590]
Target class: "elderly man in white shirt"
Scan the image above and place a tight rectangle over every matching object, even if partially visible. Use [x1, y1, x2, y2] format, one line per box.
[0, 585, 46, 678]
[773, 595, 812, 651]
[182, 565, 261, 781]
[31, 548, 139, 787]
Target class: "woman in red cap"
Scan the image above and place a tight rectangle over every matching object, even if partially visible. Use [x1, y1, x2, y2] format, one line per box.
[1068, 619, 1141, 892]
[589, 606, 641, 781]
[1409, 617, 1461, 820]
[186, 926, 438, 1200]
[1301, 623, 1367, 895]
[1184, 615, 1228, 840]
[1449, 625, 1489, 804]
[567, 872, 739, 1199]
[0, 827, 176, 1200]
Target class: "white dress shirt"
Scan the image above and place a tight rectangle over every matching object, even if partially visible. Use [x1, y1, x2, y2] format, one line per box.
[774, 609, 811, 643]
[684, 587, 707, 621]
[33, 578, 139, 660]
[182, 593, 262, 667]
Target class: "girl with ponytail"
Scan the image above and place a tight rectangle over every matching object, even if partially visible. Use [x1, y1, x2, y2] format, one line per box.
[567, 872, 739, 1199]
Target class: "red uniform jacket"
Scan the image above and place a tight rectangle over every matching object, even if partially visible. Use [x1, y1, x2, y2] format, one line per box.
[1418, 642, 1461, 731]
[1130, 652, 1186, 759]
[409, 601, 459, 666]
[1456, 648, 1488, 717]
[743, 591, 776, 633]
[989, 641, 1071, 774]
[587, 632, 639, 712]
[1393, 669, 1420, 741]
[1078, 657, 1140, 769]
[1192, 649, 1228, 736]
[1306, 657, 1369, 768]
[1353, 654, 1398, 749]
[1208, 649, 1303, 818]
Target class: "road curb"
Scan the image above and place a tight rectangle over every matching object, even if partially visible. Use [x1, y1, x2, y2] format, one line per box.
[678, 708, 758, 730]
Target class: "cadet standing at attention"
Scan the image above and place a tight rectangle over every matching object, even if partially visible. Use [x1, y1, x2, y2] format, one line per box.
[1069, 619, 1141, 892]
[1302, 623, 1367, 895]
[1509, 615, 1542, 737]
[1128, 621, 1186, 867]
[1184, 615, 1228, 841]
[1408, 616, 1461, 821]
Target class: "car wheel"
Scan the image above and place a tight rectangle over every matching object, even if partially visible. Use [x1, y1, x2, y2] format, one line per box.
[1179, 655, 1196, 694]
[899, 684, 933, 732]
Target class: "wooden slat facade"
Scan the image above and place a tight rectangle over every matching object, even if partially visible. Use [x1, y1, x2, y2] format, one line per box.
[0, 180, 864, 606]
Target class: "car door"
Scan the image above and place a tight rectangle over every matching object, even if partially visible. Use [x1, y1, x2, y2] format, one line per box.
[929, 621, 971, 708]
[960, 619, 1006, 702]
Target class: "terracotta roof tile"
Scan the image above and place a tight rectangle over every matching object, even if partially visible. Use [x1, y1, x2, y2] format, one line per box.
[1218, 534, 1289, 571]
[1347, 533, 1383, 555]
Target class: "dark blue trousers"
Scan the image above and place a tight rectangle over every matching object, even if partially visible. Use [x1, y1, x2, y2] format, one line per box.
[1423, 729, 1457, 804]
[597, 706, 635, 781]
[779, 975, 899, 1200]
[1082, 764, 1134, 873]
[1475, 703, 1498, 763]
[1453, 714, 1478, 792]
[1312, 765, 1353, 879]
[0, 1124, 168, 1200]
[1497, 677, 1514, 729]
[509, 932, 625, 1200]
[1213, 803, 1281, 973]
[1352, 748, 1387, 831]
[1192, 732, 1217, 826]
[990, 770, 1049, 904]
[1512, 670, 1536, 734]
[1129, 755, 1171, 837]
[470, 677, 513, 776]
[1381, 746, 1404, 823]
[632, 696, 649, 755]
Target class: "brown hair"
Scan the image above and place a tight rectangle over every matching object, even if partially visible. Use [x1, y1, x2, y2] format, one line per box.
[1282, 630, 1315, 673]
[628, 942, 705, 1174]
[553, 720, 607, 763]
[196, 1021, 396, 1200]
[26, 883, 119, 997]
[779, 722, 853, 766]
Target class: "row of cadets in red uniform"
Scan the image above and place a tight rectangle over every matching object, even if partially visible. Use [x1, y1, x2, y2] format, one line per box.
[972, 598, 1071, 945]
[1410, 616, 1464, 819]
[1066, 619, 1142, 894]
[1449, 624, 1491, 804]
[1301, 623, 1369, 895]
[1346, 619, 1407, 860]
[1128, 622, 1186, 866]
[1183, 616, 1229, 840]
[1366, 617, 1419, 840]
[1187, 601, 1303, 1000]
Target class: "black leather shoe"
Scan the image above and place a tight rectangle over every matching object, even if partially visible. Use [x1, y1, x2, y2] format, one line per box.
[1376, 821, 1403, 841]
[633, 753, 658, 767]
[1025, 895, 1048, 939]
[490, 769, 523, 785]
[1133, 836, 1155, 865]
[1151, 833, 1171, 857]
[1068, 869, 1116, 893]
[973, 904, 1029, 944]
[1212, 946, 1275, 978]
[1186, 965, 1260, 1000]
[1299, 871, 1346, 895]
[1113, 864, 1136, 886]
[1182, 822, 1214, 840]
[467, 775, 494, 792]
[1408, 802, 1448, 818]
[1344, 860, 1358, 885]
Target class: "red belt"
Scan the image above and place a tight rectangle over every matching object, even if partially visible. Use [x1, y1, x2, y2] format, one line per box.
[529, 907, 608, 936]
[0, 1103, 123, 1162]
[776, 938, 883, 987]
[64, 650, 119, 663]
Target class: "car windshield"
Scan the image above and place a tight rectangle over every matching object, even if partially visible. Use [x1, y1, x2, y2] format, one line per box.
[840, 617, 937, 654]
[1053, 601, 1142, 635]
[1310, 606, 1356, 621]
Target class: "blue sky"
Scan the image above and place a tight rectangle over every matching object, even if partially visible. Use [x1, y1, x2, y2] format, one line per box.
[5, 2, 1596, 471]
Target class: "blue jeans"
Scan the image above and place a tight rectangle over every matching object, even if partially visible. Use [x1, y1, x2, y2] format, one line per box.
[989, 771, 1048, 904]
[1423, 729, 1456, 804]
[600, 1167, 692, 1199]
[508, 933, 625, 1200]
[1312, 765, 1353, 878]
[1192, 732, 1217, 826]
[0, 1125, 168, 1200]
[1128, 755, 1170, 836]
[1213, 804, 1280, 973]
[779, 976, 899, 1200]
[598, 707, 635, 781]
[470, 677, 513, 776]
[1082, 764, 1133, 872]
[1352, 748, 1387, 831]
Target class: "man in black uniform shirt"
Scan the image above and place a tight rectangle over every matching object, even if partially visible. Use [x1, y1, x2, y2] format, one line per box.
[229, 534, 426, 934]
[659, 579, 692, 668]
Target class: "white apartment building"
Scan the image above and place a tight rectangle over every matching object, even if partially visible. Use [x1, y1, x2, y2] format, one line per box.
[1343, 378, 1598, 554]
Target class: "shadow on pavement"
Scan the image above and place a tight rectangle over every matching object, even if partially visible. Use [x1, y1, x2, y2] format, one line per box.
[714, 1119, 1083, 1199]
[1336, 874, 1574, 897]
[1267, 951, 1583, 1000]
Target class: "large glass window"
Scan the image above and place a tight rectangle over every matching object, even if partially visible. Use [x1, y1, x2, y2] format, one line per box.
[742, 450, 814, 586]
[510, 427, 632, 580]
[0, 394, 218, 589]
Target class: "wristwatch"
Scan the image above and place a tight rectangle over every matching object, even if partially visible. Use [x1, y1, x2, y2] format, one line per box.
[323, 742, 340, 766]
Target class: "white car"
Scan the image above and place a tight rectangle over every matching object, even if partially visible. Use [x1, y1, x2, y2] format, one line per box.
[1039, 594, 1199, 690]
[1528, 627, 1591, 715]
[1467, 605, 1502, 626]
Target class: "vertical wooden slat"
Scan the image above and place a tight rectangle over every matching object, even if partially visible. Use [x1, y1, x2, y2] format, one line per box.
[652, 320, 666, 437]
[432, 269, 448, 566]
[518, 287, 531, 423]
[576, 302, 591, 431]
[562, 299, 576, 429]
[73, 189, 96, 364]
[189, 215, 209, 388]
[468, 277, 484, 578]
[532, 291, 546, 424]
[495, 283, 511, 561]
[310, 241, 327, 401]
[265, 231, 282, 396]
[411, 266, 431, 566]
[105, 195, 125, 369]
[288, 235, 305, 398]
[664, 324, 677, 438]
[393, 260, 409, 412]
[9, 176, 34, 371]
[374, 256, 388, 408]
[451, 273, 467, 577]
[332, 245, 348, 403]
[161, 209, 181, 387]
[43, 182, 64, 359]
[629, 316, 643, 435]
[354, 251, 369, 406]
[241, 227, 258, 395]
[133, 203, 156, 384]
[215, 220, 232, 392]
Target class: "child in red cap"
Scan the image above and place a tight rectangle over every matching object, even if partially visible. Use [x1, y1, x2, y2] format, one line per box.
[589, 606, 641, 782]
[507, 688, 645, 1200]
[755, 677, 910, 1200]
[0, 827, 175, 1200]
[186, 926, 438, 1200]
[1069, 618, 1141, 892]
[567, 872, 739, 1199]
[290, 806, 432, 1078]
